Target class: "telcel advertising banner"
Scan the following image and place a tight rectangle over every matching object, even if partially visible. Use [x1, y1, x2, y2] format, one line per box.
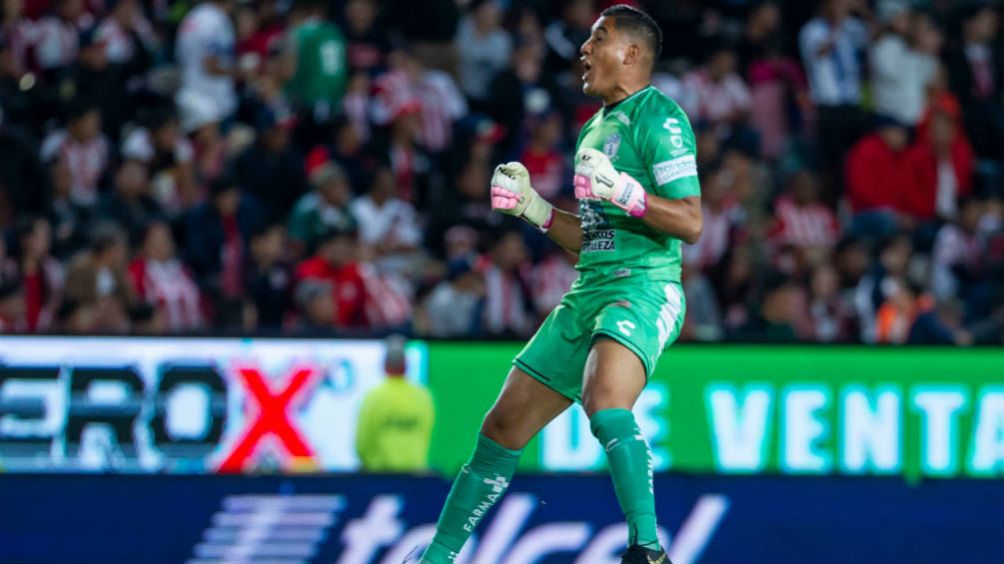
[0, 337, 427, 473]
[428, 345, 1004, 480]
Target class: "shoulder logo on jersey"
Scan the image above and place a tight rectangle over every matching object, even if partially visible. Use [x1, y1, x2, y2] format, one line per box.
[610, 111, 631, 126]
[603, 134, 622, 159]
[653, 154, 698, 185]
[663, 117, 684, 149]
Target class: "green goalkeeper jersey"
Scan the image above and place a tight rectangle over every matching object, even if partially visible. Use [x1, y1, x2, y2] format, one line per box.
[575, 85, 701, 282]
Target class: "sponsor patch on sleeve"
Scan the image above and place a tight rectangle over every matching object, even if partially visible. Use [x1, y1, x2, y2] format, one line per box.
[653, 155, 697, 185]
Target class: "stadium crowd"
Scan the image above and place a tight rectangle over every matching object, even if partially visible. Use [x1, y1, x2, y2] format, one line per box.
[0, 0, 1000, 344]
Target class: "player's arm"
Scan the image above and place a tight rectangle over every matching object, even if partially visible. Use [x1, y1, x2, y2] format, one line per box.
[490, 162, 583, 253]
[639, 194, 702, 244]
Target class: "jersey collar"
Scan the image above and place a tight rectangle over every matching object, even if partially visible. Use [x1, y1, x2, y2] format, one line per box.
[602, 84, 654, 116]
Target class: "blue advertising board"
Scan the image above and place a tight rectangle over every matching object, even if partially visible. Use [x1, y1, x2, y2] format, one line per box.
[1, 474, 1001, 564]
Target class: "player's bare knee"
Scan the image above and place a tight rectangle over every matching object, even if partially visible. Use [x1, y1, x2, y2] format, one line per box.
[480, 408, 528, 450]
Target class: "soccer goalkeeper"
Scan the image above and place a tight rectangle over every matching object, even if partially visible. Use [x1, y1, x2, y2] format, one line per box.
[420, 5, 702, 563]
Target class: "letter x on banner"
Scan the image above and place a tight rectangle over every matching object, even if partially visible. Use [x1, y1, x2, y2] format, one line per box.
[217, 365, 321, 472]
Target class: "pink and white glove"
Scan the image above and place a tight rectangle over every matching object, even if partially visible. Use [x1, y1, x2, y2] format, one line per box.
[490, 161, 555, 230]
[573, 148, 648, 218]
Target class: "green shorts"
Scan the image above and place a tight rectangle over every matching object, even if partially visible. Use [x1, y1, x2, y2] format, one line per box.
[514, 273, 686, 403]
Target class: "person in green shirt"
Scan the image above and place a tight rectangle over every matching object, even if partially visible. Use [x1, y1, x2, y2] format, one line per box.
[355, 336, 434, 472]
[421, 5, 703, 564]
[284, 0, 347, 129]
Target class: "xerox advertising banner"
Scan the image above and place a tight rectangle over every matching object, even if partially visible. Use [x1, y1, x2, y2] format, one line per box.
[1, 338, 1002, 479]
[0, 337, 427, 472]
[0, 474, 1001, 564]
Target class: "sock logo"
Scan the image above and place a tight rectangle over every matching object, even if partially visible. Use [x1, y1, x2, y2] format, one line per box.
[464, 475, 510, 533]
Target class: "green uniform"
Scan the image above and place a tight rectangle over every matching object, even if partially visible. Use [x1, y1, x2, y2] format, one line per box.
[355, 378, 435, 472]
[286, 18, 347, 111]
[515, 86, 700, 402]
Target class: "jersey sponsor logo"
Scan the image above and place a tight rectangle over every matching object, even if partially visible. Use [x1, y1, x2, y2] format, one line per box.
[663, 118, 682, 134]
[579, 201, 607, 231]
[617, 320, 637, 336]
[581, 229, 615, 252]
[671, 136, 685, 149]
[653, 155, 698, 185]
[603, 134, 622, 159]
[670, 146, 689, 157]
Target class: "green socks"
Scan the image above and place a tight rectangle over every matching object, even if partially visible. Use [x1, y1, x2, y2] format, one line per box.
[420, 434, 522, 563]
[590, 408, 660, 547]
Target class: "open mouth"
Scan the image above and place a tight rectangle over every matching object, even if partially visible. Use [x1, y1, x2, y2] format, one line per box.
[581, 59, 592, 82]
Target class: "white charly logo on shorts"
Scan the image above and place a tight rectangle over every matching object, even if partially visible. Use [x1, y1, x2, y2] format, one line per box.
[617, 320, 636, 336]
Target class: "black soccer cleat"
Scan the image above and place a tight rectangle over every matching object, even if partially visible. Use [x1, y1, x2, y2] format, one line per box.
[620, 544, 673, 564]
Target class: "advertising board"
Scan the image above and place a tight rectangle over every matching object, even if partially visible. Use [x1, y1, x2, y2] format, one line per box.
[0, 473, 1000, 564]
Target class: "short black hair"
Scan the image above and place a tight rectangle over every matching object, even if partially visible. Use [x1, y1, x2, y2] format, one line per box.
[601, 4, 662, 63]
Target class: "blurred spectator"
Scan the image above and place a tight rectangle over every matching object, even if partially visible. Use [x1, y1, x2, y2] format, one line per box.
[288, 148, 355, 257]
[62, 222, 131, 332]
[34, 0, 89, 74]
[40, 102, 110, 208]
[372, 46, 467, 155]
[370, 101, 433, 208]
[931, 197, 986, 305]
[182, 174, 260, 324]
[457, 0, 511, 106]
[746, 31, 809, 159]
[244, 222, 292, 331]
[855, 234, 912, 344]
[234, 105, 306, 220]
[295, 226, 368, 329]
[845, 118, 910, 238]
[175, 0, 238, 128]
[804, 263, 851, 342]
[481, 229, 532, 337]
[0, 112, 48, 223]
[0, 18, 40, 133]
[422, 257, 484, 337]
[128, 301, 167, 334]
[869, 1, 940, 127]
[355, 335, 434, 472]
[769, 169, 839, 253]
[129, 221, 203, 332]
[903, 104, 974, 223]
[343, 0, 389, 75]
[946, 2, 1002, 160]
[684, 164, 745, 272]
[284, 0, 347, 145]
[681, 42, 753, 144]
[732, 273, 802, 342]
[96, 160, 162, 244]
[543, 0, 592, 74]
[909, 297, 972, 345]
[0, 280, 25, 332]
[488, 36, 559, 160]
[12, 216, 62, 332]
[94, 0, 155, 65]
[45, 158, 88, 258]
[122, 109, 197, 215]
[530, 246, 577, 319]
[351, 166, 421, 278]
[799, 0, 871, 177]
[874, 278, 918, 344]
[1, 0, 33, 75]
[293, 278, 336, 331]
[520, 111, 566, 199]
[55, 298, 97, 334]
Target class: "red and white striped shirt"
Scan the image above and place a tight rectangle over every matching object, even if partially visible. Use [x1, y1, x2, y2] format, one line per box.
[531, 254, 578, 317]
[41, 130, 110, 208]
[129, 257, 202, 332]
[769, 196, 840, 249]
[33, 15, 91, 70]
[482, 263, 531, 336]
[359, 263, 412, 329]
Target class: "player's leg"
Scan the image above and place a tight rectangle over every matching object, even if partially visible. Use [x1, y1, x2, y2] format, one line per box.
[582, 337, 662, 550]
[420, 367, 572, 563]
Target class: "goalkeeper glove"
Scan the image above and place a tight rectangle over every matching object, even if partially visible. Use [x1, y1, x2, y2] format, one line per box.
[490, 162, 555, 230]
[573, 148, 648, 218]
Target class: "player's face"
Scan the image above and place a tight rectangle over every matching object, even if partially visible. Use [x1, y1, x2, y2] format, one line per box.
[579, 16, 626, 98]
